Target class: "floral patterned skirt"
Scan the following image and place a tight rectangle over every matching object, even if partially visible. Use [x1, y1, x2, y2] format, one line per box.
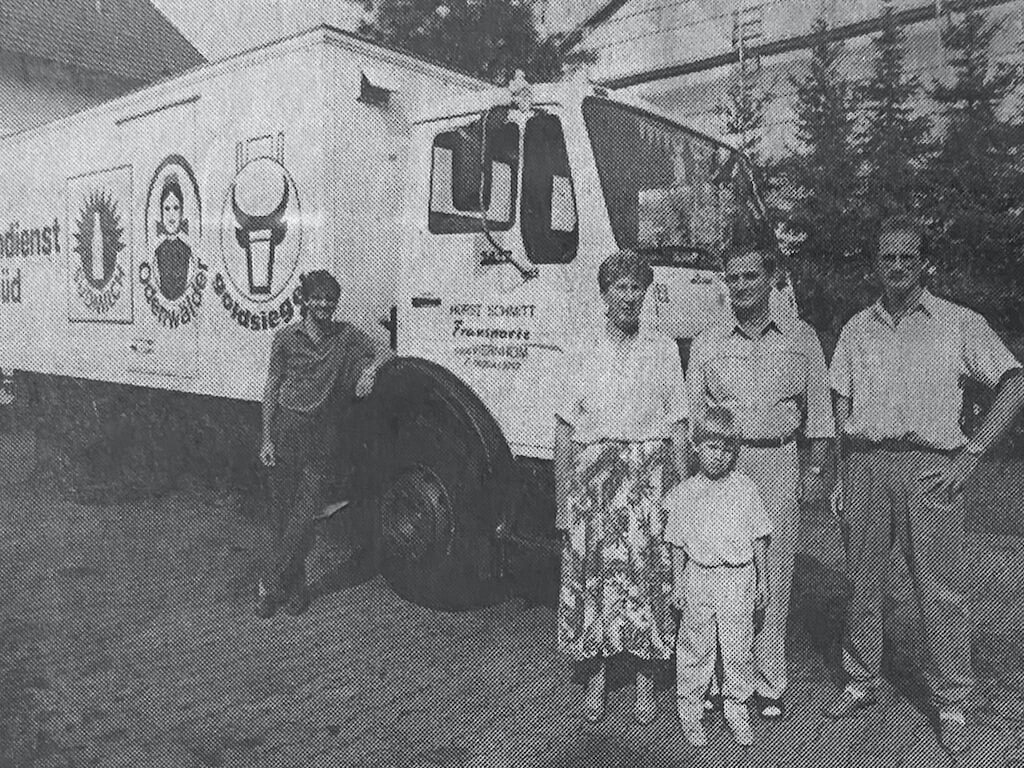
[557, 439, 676, 662]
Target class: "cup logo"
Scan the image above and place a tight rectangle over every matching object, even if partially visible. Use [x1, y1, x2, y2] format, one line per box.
[214, 133, 301, 333]
[231, 163, 291, 297]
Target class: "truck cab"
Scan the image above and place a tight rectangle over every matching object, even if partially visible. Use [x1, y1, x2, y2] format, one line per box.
[375, 75, 789, 606]
[396, 76, 786, 458]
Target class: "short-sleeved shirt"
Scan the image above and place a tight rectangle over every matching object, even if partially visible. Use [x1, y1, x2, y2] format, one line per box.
[687, 310, 835, 441]
[556, 327, 688, 444]
[266, 320, 380, 414]
[829, 289, 1021, 450]
[662, 471, 772, 567]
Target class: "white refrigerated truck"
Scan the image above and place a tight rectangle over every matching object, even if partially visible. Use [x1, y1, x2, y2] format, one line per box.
[0, 25, 787, 608]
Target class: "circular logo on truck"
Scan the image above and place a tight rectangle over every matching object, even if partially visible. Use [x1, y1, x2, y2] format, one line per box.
[219, 156, 302, 304]
[213, 135, 302, 333]
[67, 165, 133, 323]
[140, 155, 207, 328]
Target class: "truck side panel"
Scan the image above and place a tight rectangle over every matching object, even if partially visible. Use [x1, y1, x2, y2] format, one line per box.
[191, 42, 327, 401]
[0, 38, 329, 402]
[320, 43, 484, 345]
[0, 32, 488, 405]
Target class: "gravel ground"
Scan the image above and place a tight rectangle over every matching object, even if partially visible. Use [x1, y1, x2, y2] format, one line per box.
[3, 462, 1024, 768]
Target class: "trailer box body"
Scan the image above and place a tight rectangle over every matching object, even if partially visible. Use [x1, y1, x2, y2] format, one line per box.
[0, 29, 483, 401]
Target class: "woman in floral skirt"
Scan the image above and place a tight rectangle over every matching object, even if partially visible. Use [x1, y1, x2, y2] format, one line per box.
[554, 250, 689, 723]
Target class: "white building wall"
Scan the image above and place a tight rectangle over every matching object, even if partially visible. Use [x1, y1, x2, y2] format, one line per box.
[151, 0, 365, 60]
[565, 0, 1024, 158]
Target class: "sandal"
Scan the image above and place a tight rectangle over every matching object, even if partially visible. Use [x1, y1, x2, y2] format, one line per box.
[756, 695, 786, 720]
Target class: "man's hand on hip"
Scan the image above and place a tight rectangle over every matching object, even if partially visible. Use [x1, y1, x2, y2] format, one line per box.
[918, 449, 981, 501]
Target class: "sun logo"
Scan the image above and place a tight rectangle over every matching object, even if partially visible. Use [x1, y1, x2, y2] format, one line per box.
[73, 190, 125, 288]
[71, 188, 128, 317]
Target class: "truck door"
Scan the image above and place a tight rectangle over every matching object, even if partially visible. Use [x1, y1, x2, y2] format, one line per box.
[122, 99, 203, 380]
[411, 108, 577, 458]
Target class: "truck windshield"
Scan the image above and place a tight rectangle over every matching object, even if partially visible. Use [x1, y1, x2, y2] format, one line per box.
[581, 97, 764, 269]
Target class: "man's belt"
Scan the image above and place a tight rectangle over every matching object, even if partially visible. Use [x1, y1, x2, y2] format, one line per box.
[843, 437, 957, 456]
[738, 432, 798, 449]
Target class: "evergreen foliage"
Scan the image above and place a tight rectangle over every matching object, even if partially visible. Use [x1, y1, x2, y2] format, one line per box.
[924, 0, 1024, 282]
[783, 15, 864, 266]
[716, 64, 780, 207]
[857, 2, 932, 222]
[358, 0, 591, 84]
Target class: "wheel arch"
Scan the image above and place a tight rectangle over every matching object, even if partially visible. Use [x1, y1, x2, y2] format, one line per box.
[370, 356, 514, 480]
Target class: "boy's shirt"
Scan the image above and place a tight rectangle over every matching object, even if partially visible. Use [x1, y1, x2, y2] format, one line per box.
[267, 320, 381, 413]
[663, 471, 772, 567]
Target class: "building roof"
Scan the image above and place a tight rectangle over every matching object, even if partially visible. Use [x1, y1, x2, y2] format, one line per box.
[0, 0, 204, 83]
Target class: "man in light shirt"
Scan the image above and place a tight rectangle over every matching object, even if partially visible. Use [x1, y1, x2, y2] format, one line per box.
[824, 216, 1024, 755]
[688, 239, 835, 720]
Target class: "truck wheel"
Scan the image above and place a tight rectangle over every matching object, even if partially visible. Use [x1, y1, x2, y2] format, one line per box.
[372, 358, 512, 610]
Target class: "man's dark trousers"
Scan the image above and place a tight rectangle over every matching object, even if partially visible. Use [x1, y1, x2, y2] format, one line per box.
[841, 445, 974, 708]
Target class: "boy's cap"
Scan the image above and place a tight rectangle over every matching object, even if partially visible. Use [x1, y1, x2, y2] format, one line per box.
[694, 406, 739, 445]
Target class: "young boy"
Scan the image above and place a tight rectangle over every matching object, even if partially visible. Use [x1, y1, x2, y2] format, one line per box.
[258, 270, 391, 618]
[664, 406, 771, 747]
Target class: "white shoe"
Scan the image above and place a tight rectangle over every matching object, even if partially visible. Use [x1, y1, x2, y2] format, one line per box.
[680, 720, 708, 748]
[723, 700, 753, 746]
[635, 672, 657, 723]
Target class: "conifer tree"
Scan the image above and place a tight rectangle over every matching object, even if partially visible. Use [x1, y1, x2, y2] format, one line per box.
[857, 2, 932, 221]
[358, 0, 589, 84]
[925, 0, 1024, 279]
[783, 14, 864, 266]
[716, 64, 779, 205]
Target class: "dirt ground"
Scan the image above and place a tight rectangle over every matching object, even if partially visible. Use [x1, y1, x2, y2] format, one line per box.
[3, 455, 1024, 768]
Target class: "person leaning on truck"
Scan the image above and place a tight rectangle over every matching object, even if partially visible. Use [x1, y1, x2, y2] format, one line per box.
[257, 270, 392, 618]
[686, 238, 834, 721]
[822, 216, 1024, 755]
[554, 250, 689, 725]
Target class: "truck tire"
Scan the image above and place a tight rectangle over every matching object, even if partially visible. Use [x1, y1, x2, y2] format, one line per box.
[371, 357, 513, 610]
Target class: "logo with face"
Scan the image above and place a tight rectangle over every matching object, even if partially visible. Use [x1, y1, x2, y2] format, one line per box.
[140, 155, 207, 329]
[67, 166, 133, 323]
[214, 134, 301, 333]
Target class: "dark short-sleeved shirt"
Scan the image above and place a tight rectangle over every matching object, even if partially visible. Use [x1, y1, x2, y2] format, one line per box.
[266, 320, 379, 414]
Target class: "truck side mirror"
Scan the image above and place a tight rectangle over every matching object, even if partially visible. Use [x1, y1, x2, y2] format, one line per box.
[449, 109, 518, 214]
[449, 127, 484, 212]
